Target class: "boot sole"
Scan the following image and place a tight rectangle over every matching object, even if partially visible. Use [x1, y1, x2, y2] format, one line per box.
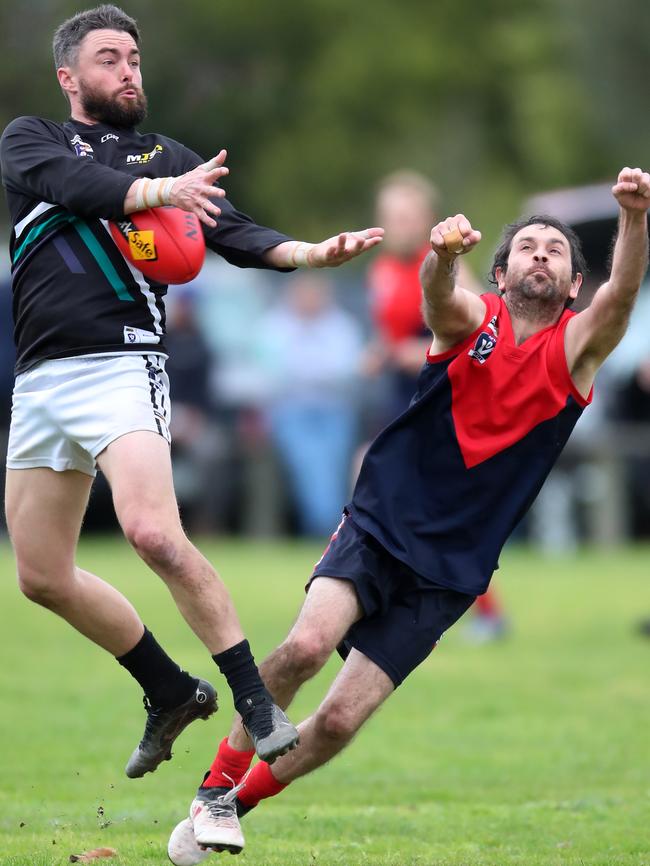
[257, 731, 300, 764]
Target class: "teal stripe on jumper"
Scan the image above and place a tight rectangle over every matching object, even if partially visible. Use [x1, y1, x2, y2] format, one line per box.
[12, 211, 72, 264]
[72, 219, 134, 301]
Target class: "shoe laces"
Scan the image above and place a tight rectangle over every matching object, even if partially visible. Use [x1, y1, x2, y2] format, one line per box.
[203, 773, 247, 823]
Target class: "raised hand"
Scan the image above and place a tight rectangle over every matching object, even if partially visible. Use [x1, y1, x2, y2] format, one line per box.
[169, 149, 229, 228]
[430, 214, 482, 258]
[612, 167, 650, 213]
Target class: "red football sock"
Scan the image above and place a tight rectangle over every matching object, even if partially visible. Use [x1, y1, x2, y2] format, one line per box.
[237, 761, 287, 808]
[202, 737, 255, 788]
[475, 587, 502, 618]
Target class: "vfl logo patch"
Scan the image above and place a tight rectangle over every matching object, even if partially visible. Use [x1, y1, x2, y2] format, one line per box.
[468, 315, 498, 365]
[126, 144, 163, 164]
[70, 134, 94, 158]
[123, 326, 159, 344]
[113, 219, 158, 261]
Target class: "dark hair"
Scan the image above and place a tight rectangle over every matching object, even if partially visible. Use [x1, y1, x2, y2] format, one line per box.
[489, 214, 587, 286]
[53, 4, 140, 69]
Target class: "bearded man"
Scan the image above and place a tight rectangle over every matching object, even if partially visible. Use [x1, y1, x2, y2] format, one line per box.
[0, 4, 383, 784]
[166, 171, 650, 860]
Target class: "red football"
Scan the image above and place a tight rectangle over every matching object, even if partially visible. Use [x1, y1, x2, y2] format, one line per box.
[109, 206, 205, 284]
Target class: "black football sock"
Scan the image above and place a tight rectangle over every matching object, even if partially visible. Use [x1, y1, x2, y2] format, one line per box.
[117, 627, 198, 709]
[212, 639, 269, 715]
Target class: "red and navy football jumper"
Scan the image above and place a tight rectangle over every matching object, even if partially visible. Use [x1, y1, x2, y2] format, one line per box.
[348, 292, 592, 597]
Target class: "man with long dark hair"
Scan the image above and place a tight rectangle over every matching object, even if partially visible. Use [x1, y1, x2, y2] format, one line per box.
[168, 168, 649, 860]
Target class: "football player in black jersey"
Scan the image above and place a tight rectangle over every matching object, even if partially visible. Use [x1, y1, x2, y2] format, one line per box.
[1, 3, 383, 782]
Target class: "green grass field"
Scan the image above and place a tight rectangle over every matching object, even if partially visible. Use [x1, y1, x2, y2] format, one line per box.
[0, 538, 648, 866]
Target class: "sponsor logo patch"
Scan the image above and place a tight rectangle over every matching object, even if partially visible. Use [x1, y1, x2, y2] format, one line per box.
[101, 133, 120, 143]
[127, 229, 157, 261]
[126, 144, 163, 164]
[112, 218, 158, 261]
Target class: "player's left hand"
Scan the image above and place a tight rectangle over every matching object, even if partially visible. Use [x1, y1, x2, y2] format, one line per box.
[612, 167, 650, 212]
[308, 228, 384, 267]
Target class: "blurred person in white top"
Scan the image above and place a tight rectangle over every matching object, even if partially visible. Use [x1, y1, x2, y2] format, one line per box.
[260, 273, 364, 537]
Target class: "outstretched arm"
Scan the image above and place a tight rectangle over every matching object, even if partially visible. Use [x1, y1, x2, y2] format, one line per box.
[420, 214, 486, 353]
[566, 167, 650, 396]
[262, 229, 384, 269]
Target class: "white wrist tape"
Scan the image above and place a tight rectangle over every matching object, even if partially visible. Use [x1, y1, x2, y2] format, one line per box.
[290, 242, 314, 267]
[135, 176, 177, 210]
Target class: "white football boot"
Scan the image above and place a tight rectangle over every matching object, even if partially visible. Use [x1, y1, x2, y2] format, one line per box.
[190, 777, 246, 855]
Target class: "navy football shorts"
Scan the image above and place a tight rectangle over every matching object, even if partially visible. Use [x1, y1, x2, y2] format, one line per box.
[310, 510, 476, 687]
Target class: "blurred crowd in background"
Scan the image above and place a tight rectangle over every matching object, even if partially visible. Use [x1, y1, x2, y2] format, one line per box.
[0, 0, 649, 551]
[1, 170, 648, 548]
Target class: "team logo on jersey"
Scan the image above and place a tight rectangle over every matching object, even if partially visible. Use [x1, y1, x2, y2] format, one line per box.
[101, 133, 120, 143]
[126, 144, 163, 164]
[468, 315, 498, 365]
[70, 134, 94, 158]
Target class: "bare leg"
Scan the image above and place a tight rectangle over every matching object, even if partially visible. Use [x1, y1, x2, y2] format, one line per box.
[98, 431, 244, 654]
[269, 649, 394, 784]
[228, 576, 363, 750]
[5, 467, 144, 654]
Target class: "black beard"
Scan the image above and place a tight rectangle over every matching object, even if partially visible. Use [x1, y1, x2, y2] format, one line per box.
[504, 272, 567, 324]
[79, 81, 148, 128]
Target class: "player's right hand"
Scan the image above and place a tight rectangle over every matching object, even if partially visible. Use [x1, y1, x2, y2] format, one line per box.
[430, 214, 481, 258]
[169, 149, 229, 228]
[612, 166, 650, 213]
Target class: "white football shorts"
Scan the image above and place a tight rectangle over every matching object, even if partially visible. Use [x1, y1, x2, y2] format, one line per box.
[7, 353, 171, 477]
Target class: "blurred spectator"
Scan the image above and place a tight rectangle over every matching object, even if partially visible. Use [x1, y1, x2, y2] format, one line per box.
[191, 259, 285, 537]
[365, 170, 483, 424]
[259, 273, 364, 537]
[165, 287, 231, 533]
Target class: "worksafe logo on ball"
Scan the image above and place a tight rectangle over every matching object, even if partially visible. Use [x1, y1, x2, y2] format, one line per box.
[127, 230, 157, 261]
[70, 134, 94, 158]
[112, 218, 158, 261]
[468, 315, 498, 365]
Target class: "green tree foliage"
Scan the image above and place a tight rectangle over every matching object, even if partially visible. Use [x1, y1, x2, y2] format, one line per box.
[1, 0, 648, 259]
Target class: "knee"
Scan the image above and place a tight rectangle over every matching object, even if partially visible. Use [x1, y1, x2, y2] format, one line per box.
[279, 631, 333, 681]
[124, 519, 183, 572]
[315, 699, 359, 743]
[16, 562, 71, 609]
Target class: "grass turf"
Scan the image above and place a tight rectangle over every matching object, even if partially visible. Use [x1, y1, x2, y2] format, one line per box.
[0, 538, 648, 865]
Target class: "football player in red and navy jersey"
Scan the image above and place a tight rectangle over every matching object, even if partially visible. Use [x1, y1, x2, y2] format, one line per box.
[365, 170, 508, 641]
[168, 168, 649, 860]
